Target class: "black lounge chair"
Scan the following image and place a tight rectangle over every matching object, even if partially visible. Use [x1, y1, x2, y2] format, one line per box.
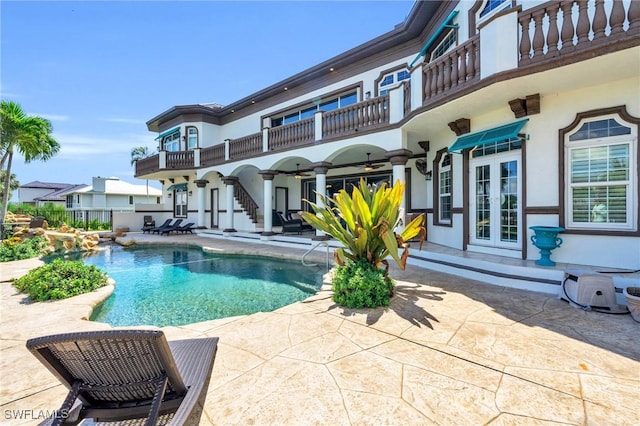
[26, 329, 218, 426]
[151, 219, 179, 234]
[277, 212, 305, 234]
[160, 219, 184, 235]
[175, 222, 195, 234]
[141, 216, 156, 233]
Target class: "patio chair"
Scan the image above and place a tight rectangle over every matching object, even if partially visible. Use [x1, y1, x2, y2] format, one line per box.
[175, 222, 195, 234]
[26, 329, 218, 426]
[159, 219, 184, 235]
[277, 212, 304, 234]
[142, 216, 156, 233]
[29, 216, 47, 229]
[151, 219, 175, 234]
[287, 211, 313, 232]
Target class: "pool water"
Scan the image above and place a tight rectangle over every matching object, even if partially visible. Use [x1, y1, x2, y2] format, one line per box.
[57, 245, 324, 327]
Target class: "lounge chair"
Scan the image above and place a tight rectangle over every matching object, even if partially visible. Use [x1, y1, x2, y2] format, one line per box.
[29, 216, 47, 229]
[175, 222, 195, 234]
[159, 219, 184, 235]
[277, 212, 304, 234]
[287, 211, 313, 232]
[142, 216, 156, 233]
[151, 219, 177, 234]
[26, 329, 218, 426]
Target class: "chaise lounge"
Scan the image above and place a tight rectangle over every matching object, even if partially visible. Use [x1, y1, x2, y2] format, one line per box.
[141, 216, 156, 233]
[159, 219, 184, 235]
[26, 329, 218, 426]
[148, 219, 172, 234]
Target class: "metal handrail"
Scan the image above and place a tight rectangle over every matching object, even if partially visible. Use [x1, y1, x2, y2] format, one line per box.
[301, 240, 330, 270]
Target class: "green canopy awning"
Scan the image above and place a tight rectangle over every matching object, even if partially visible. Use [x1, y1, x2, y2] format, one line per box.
[167, 183, 188, 192]
[448, 119, 529, 153]
[155, 126, 180, 141]
[409, 10, 459, 67]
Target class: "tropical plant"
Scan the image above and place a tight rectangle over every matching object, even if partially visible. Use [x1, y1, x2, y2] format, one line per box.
[301, 178, 425, 308]
[0, 170, 19, 202]
[0, 101, 60, 224]
[0, 235, 49, 262]
[12, 258, 108, 301]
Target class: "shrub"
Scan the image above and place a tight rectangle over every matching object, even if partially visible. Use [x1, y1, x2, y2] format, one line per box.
[13, 258, 108, 301]
[0, 236, 49, 262]
[332, 259, 394, 309]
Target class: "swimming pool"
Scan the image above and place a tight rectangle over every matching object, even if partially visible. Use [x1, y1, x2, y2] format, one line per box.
[59, 245, 324, 327]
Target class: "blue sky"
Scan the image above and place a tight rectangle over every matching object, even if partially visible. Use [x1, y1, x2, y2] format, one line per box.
[1, 0, 413, 193]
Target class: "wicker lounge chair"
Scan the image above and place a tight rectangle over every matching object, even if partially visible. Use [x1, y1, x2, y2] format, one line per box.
[159, 219, 184, 235]
[175, 222, 195, 234]
[277, 212, 304, 234]
[152, 219, 181, 235]
[26, 329, 218, 426]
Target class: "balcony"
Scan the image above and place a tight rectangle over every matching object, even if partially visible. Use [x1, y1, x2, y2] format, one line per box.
[136, 0, 639, 178]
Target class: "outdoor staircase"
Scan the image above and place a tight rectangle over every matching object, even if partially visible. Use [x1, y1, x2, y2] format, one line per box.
[233, 183, 259, 223]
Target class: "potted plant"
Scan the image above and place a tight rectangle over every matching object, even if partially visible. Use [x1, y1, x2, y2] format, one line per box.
[623, 287, 640, 322]
[301, 178, 425, 308]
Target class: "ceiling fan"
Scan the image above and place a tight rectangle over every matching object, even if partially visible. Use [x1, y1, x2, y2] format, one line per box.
[361, 153, 384, 172]
[293, 163, 311, 179]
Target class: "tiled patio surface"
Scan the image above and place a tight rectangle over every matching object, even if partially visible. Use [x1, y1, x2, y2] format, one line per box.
[1, 234, 638, 425]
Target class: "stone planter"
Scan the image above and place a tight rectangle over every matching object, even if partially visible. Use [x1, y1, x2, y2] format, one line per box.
[623, 287, 640, 323]
[529, 226, 565, 267]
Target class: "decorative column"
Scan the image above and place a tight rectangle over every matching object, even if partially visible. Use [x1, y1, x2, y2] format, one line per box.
[259, 170, 276, 236]
[194, 179, 208, 228]
[308, 161, 332, 239]
[222, 176, 238, 232]
[385, 149, 412, 232]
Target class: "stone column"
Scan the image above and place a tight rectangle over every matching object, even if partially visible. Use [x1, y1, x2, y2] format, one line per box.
[385, 149, 412, 232]
[194, 179, 209, 228]
[308, 161, 332, 239]
[222, 176, 238, 232]
[259, 170, 276, 236]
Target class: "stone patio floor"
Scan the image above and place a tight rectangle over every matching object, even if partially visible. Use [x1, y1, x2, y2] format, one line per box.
[1, 234, 638, 425]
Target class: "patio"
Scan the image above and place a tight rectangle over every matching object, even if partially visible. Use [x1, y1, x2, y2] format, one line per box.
[1, 234, 638, 425]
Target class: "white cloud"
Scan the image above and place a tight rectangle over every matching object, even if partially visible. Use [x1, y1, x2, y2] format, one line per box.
[102, 117, 146, 125]
[28, 113, 70, 122]
[52, 132, 155, 159]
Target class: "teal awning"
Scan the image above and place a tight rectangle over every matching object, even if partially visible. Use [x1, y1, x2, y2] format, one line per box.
[449, 119, 529, 153]
[155, 126, 180, 141]
[167, 183, 188, 192]
[409, 10, 459, 67]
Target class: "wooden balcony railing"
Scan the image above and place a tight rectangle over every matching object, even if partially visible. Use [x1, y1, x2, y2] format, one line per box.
[229, 132, 262, 160]
[200, 143, 225, 167]
[268, 117, 314, 152]
[135, 155, 159, 176]
[403, 80, 411, 116]
[422, 35, 480, 104]
[323, 95, 389, 139]
[166, 151, 194, 169]
[518, 0, 639, 65]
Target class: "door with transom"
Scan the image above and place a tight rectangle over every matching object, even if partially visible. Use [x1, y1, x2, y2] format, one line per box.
[469, 151, 521, 251]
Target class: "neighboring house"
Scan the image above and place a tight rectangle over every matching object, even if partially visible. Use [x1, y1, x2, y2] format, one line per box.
[18, 181, 84, 207]
[135, 0, 639, 271]
[65, 177, 162, 211]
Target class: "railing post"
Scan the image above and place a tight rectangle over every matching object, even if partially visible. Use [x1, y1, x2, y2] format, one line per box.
[224, 139, 230, 161]
[159, 151, 167, 169]
[314, 111, 323, 142]
[411, 64, 423, 109]
[388, 84, 404, 124]
[193, 148, 201, 167]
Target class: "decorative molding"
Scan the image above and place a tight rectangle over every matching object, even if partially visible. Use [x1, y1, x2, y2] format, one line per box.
[509, 93, 540, 118]
[447, 118, 470, 135]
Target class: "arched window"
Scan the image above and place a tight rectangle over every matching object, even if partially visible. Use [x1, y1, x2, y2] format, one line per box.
[186, 126, 198, 150]
[561, 108, 638, 232]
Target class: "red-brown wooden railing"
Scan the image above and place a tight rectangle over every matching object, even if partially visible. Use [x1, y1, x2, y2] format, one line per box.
[322, 95, 389, 138]
[166, 151, 194, 169]
[268, 117, 314, 152]
[229, 132, 262, 160]
[200, 144, 225, 167]
[135, 155, 159, 176]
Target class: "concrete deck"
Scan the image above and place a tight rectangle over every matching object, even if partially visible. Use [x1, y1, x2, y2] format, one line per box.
[1, 234, 638, 425]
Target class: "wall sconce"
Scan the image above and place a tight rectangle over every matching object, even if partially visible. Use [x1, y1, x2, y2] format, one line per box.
[365, 91, 371, 100]
[167, 193, 172, 198]
[425, 170, 432, 181]
[188, 191, 193, 196]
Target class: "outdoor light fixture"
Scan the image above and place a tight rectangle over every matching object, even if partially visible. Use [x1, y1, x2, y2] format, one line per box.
[188, 191, 193, 196]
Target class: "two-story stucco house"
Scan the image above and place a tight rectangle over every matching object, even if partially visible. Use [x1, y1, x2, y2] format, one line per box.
[65, 177, 162, 211]
[135, 0, 639, 293]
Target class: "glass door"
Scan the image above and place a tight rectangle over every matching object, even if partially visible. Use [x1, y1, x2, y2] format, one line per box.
[470, 152, 521, 249]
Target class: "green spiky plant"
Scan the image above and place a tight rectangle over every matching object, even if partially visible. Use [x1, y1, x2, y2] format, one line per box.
[301, 178, 425, 308]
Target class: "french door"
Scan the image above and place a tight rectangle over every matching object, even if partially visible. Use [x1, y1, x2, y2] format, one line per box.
[469, 152, 521, 250]
[211, 188, 219, 228]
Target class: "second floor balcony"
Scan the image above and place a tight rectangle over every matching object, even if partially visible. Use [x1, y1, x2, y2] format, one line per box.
[136, 0, 640, 178]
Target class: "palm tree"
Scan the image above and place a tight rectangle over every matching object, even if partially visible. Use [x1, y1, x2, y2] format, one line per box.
[0, 101, 60, 224]
[130, 146, 155, 202]
[0, 170, 19, 203]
